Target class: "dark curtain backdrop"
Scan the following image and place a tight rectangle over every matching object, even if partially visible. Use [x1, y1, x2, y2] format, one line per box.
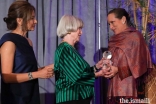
[2, 0, 155, 104]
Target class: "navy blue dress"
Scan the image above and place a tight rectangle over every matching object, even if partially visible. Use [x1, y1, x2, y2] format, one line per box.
[0, 33, 40, 104]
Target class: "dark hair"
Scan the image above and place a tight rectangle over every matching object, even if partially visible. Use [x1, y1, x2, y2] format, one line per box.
[108, 8, 133, 27]
[3, 1, 35, 31]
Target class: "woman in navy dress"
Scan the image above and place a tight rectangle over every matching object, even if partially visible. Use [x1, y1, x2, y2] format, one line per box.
[0, 1, 54, 104]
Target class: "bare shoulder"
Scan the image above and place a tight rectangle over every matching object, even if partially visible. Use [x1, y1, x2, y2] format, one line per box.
[0, 41, 16, 54]
[1, 41, 15, 50]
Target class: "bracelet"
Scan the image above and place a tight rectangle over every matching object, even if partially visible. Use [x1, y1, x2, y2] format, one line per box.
[94, 65, 99, 70]
[94, 65, 99, 72]
[28, 72, 33, 80]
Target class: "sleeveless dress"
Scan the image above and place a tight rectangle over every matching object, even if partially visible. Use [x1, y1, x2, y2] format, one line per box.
[0, 33, 40, 104]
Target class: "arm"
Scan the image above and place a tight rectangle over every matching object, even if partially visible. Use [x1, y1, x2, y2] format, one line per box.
[94, 58, 105, 77]
[58, 47, 95, 85]
[0, 41, 53, 83]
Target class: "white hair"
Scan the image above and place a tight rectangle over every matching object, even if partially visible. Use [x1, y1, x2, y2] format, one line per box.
[57, 15, 83, 38]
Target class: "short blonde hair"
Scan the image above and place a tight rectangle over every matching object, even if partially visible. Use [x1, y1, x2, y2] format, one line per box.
[57, 15, 83, 38]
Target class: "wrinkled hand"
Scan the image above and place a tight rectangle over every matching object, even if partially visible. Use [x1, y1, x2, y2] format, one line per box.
[95, 69, 105, 77]
[96, 58, 105, 69]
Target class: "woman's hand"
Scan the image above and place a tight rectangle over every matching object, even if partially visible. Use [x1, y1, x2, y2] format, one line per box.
[95, 69, 104, 77]
[95, 58, 105, 69]
[36, 64, 54, 79]
[102, 65, 118, 79]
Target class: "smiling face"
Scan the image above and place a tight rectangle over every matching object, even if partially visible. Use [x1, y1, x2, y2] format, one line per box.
[27, 11, 37, 31]
[107, 13, 127, 35]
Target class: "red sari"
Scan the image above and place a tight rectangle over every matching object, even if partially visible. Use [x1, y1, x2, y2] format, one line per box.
[107, 28, 152, 103]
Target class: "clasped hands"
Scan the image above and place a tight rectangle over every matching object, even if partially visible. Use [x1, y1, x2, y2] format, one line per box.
[95, 58, 118, 79]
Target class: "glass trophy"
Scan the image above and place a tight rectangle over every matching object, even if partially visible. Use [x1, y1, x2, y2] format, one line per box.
[103, 51, 112, 69]
[103, 51, 112, 59]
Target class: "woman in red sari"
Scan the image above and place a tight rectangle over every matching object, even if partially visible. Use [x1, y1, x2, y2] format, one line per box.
[103, 8, 153, 104]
